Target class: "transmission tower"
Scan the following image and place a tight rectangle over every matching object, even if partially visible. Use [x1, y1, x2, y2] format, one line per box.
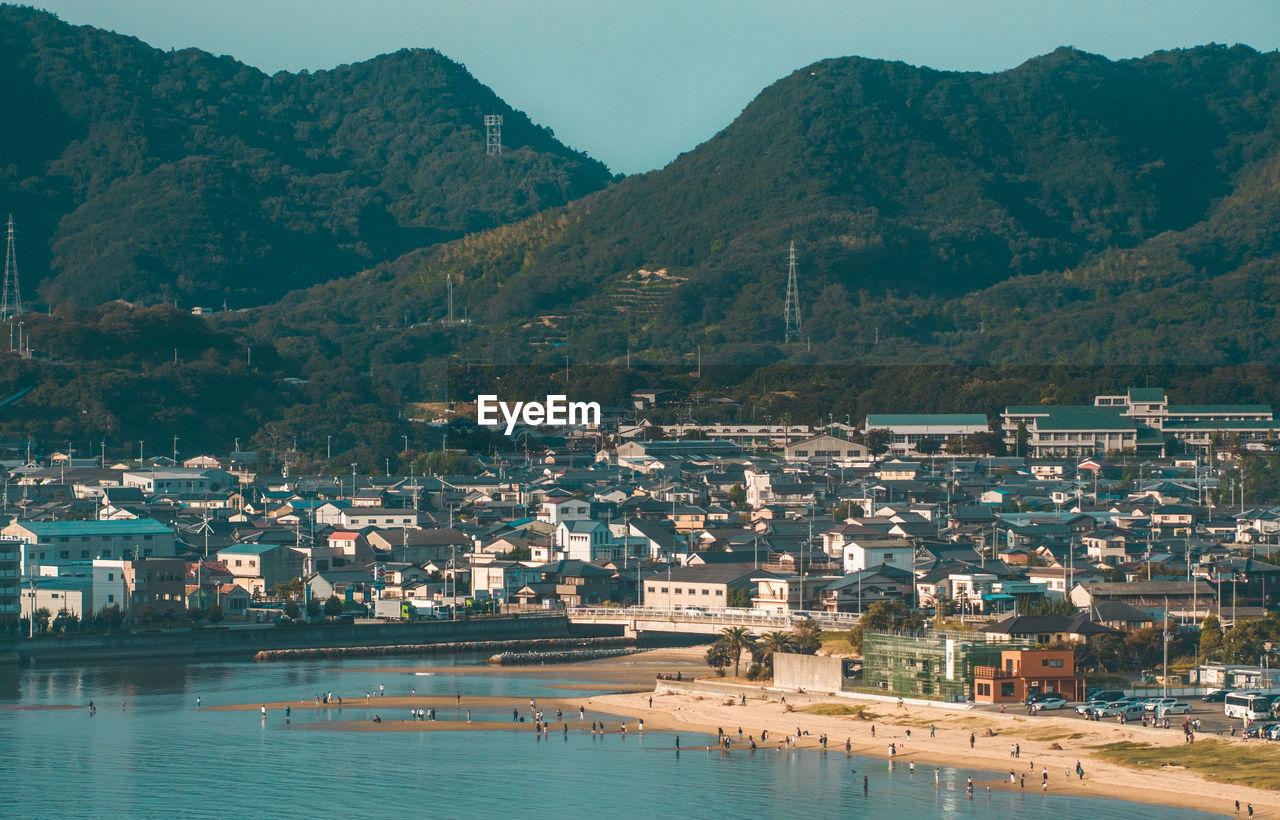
[784, 241, 801, 343]
[484, 114, 503, 156]
[1, 214, 22, 323]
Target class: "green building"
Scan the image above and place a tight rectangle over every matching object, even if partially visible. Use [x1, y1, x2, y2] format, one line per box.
[861, 630, 1027, 701]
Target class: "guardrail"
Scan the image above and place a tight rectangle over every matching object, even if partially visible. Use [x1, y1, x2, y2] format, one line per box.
[567, 606, 860, 629]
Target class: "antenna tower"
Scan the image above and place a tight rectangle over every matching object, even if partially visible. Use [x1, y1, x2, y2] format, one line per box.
[783, 241, 801, 343]
[2, 215, 22, 322]
[484, 114, 503, 156]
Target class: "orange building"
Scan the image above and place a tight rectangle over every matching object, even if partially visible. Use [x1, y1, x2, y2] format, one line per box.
[973, 649, 1086, 704]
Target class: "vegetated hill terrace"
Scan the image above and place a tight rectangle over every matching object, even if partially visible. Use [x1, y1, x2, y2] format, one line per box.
[0, 5, 613, 308]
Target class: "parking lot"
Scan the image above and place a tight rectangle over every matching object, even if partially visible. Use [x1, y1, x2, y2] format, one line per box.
[976, 698, 1243, 736]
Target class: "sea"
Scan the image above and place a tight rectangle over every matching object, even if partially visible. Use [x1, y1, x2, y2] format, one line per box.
[0, 653, 1221, 819]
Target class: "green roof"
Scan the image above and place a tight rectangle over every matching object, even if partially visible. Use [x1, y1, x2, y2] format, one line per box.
[1167, 404, 1272, 415]
[218, 542, 289, 555]
[1127, 387, 1167, 402]
[1164, 420, 1280, 430]
[1004, 404, 1095, 416]
[865, 414, 988, 427]
[17, 519, 173, 537]
[1035, 409, 1136, 431]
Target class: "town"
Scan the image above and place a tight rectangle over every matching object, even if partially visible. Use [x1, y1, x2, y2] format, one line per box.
[2, 384, 1279, 707]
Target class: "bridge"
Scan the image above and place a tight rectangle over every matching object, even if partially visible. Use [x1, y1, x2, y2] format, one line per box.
[566, 606, 860, 638]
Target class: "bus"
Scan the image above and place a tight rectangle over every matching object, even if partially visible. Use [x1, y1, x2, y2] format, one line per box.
[1223, 692, 1274, 721]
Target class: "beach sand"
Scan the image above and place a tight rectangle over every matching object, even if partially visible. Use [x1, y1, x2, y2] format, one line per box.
[210, 646, 1276, 816]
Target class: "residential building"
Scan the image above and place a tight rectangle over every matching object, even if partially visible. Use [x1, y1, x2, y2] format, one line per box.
[0, 538, 19, 622]
[973, 648, 1086, 703]
[783, 434, 869, 464]
[217, 543, 305, 596]
[641, 565, 760, 609]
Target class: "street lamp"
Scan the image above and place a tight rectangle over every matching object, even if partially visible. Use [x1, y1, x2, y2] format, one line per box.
[350, 463, 358, 499]
[27, 579, 37, 638]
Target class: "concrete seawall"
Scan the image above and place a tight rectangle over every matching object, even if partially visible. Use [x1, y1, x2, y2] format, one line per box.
[258, 636, 635, 662]
[0, 615, 622, 665]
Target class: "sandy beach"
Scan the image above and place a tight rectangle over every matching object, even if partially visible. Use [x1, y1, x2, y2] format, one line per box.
[210, 646, 1277, 816]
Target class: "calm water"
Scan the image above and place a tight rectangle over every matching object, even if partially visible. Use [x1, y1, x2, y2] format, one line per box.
[0, 655, 1220, 819]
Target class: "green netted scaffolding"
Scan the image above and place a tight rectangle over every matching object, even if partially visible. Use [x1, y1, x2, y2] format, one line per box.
[861, 630, 1031, 702]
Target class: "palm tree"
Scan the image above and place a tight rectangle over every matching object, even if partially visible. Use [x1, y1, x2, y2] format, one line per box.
[756, 630, 796, 674]
[719, 626, 755, 677]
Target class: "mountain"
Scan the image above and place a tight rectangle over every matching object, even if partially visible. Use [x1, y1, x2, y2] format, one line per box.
[249, 44, 1280, 371]
[0, 5, 613, 307]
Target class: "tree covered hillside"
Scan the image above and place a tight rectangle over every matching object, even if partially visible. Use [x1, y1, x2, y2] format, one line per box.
[249, 44, 1280, 369]
[0, 5, 613, 307]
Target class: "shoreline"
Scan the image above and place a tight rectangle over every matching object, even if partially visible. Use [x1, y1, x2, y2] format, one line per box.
[578, 680, 1278, 816]
[202, 646, 1275, 816]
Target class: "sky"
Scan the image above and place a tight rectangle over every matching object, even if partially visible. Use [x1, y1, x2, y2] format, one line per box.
[29, 0, 1280, 175]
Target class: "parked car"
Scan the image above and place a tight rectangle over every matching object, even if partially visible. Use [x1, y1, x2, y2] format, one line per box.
[1201, 689, 1230, 702]
[1094, 701, 1132, 717]
[1243, 722, 1278, 739]
[1076, 700, 1110, 715]
[1086, 689, 1126, 703]
[1163, 701, 1192, 715]
[1031, 697, 1067, 711]
[1145, 697, 1178, 712]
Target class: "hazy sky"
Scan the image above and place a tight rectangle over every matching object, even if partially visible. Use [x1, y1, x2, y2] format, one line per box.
[31, 0, 1280, 174]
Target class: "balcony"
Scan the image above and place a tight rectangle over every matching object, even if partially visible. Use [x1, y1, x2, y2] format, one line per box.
[973, 666, 1015, 679]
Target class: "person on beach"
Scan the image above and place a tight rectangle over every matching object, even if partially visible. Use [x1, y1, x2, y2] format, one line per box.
[935, 768, 939, 787]
[845, 738, 851, 753]
[513, 708, 519, 722]
[649, 696, 653, 708]
[870, 725, 875, 738]
[579, 706, 585, 720]
[929, 724, 934, 738]
[1019, 774, 1024, 788]
[467, 709, 472, 723]
[675, 736, 680, 750]
[195, 697, 200, 708]
[639, 719, 644, 731]
[1015, 743, 1020, 758]
[909, 762, 915, 774]
[285, 706, 290, 717]
[1010, 743, 1016, 758]
[970, 733, 975, 749]
[456, 691, 461, 704]
[863, 776, 868, 794]
[260, 705, 266, 718]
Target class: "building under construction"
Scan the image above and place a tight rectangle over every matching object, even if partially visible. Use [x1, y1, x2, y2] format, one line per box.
[861, 630, 1031, 702]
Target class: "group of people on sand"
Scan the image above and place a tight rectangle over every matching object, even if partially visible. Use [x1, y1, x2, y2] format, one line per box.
[655, 672, 683, 681]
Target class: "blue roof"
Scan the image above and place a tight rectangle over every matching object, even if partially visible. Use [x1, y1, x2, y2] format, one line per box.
[17, 519, 173, 537]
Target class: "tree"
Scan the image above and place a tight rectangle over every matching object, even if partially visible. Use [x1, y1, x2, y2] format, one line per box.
[51, 608, 79, 633]
[284, 597, 302, 620]
[864, 429, 891, 458]
[324, 595, 345, 617]
[207, 603, 224, 623]
[847, 600, 923, 655]
[705, 641, 732, 676]
[719, 626, 755, 677]
[726, 483, 747, 510]
[306, 597, 322, 618]
[726, 587, 752, 608]
[914, 438, 941, 456]
[34, 607, 51, 634]
[1199, 613, 1223, 661]
[790, 618, 822, 654]
[754, 631, 796, 677]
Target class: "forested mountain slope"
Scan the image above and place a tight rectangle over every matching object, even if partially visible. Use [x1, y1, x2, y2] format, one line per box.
[0, 5, 613, 307]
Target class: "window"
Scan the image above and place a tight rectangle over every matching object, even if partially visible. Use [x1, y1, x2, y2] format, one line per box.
[660, 587, 668, 593]
[702, 589, 710, 596]
[107, 574, 114, 581]
[107, 595, 114, 603]
[81, 551, 89, 558]
[235, 560, 242, 567]
[1048, 659, 1063, 668]
[647, 586, 656, 593]
[674, 588, 682, 594]
[1000, 682, 1016, 698]
[59, 551, 69, 559]
[977, 683, 991, 697]
[715, 589, 723, 596]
